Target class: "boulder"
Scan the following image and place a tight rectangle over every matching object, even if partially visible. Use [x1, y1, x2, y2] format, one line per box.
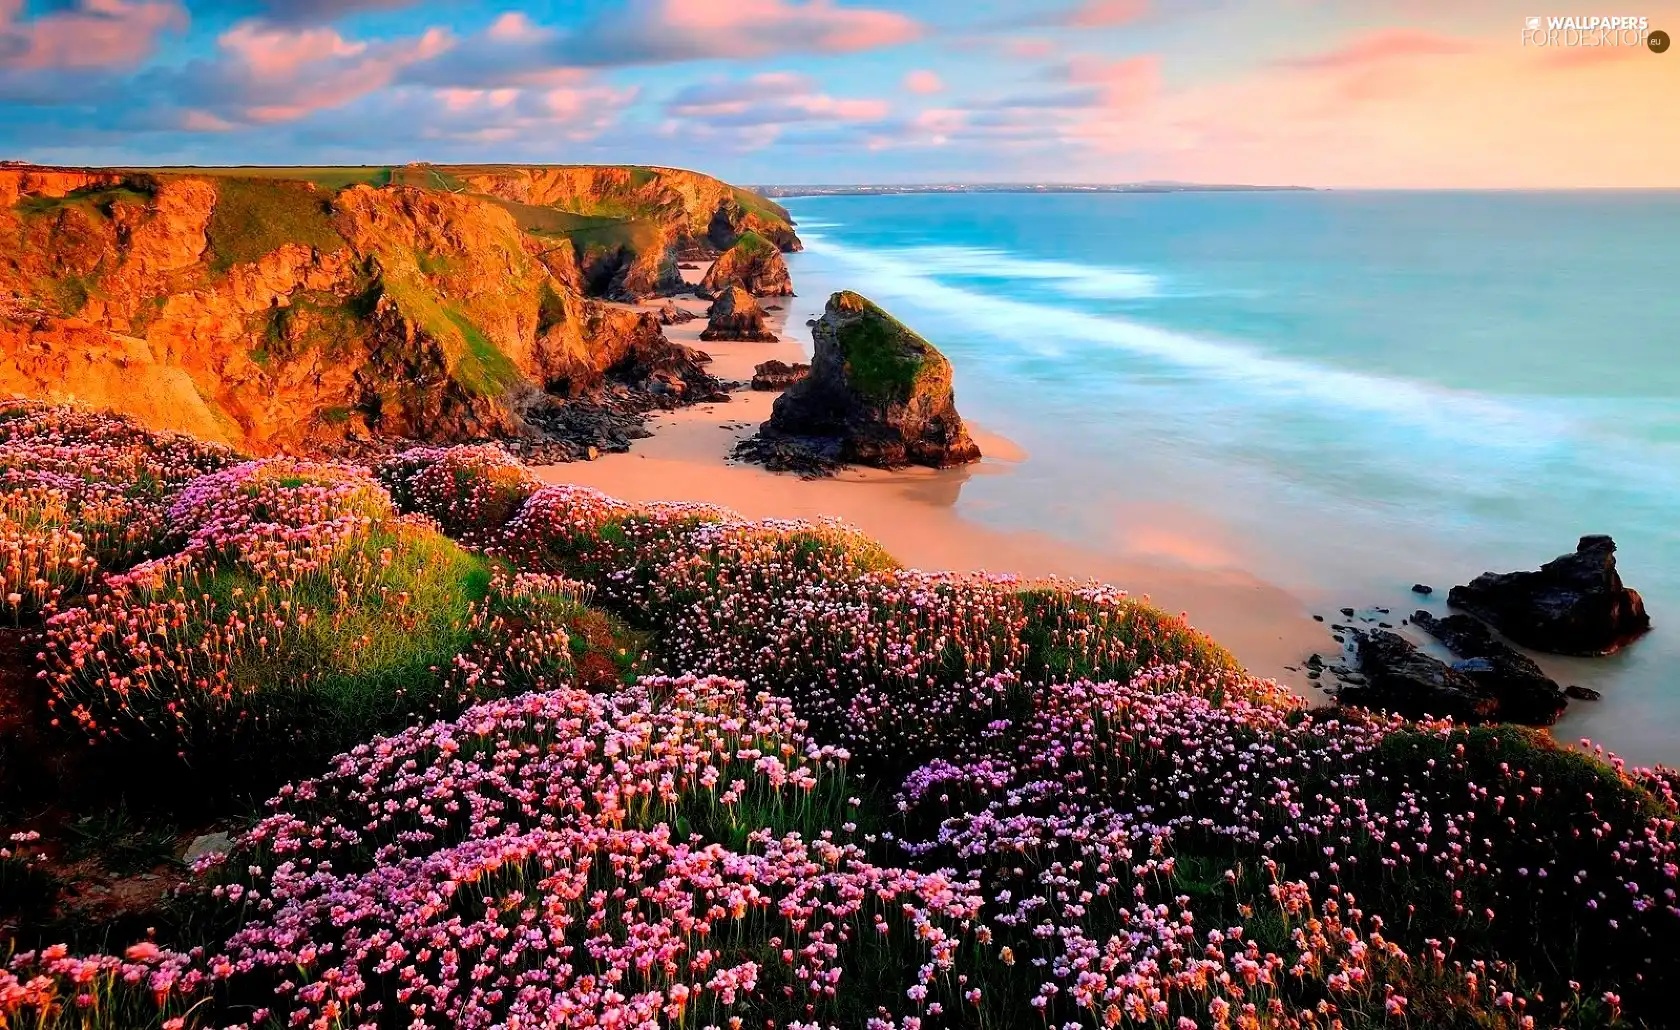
[751, 359, 810, 391]
[1342, 629, 1499, 723]
[1411, 611, 1568, 725]
[743, 291, 981, 472]
[655, 300, 698, 326]
[1448, 535, 1650, 655]
[699, 286, 778, 342]
[696, 231, 793, 298]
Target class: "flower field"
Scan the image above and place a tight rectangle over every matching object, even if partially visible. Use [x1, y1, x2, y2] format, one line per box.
[1, 404, 1676, 1029]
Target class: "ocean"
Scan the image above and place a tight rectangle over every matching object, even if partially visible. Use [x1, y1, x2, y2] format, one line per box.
[778, 190, 1680, 766]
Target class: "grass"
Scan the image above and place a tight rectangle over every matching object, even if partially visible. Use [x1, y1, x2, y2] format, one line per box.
[172, 524, 493, 789]
[731, 186, 793, 224]
[443, 307, 521, 396]
[131, 166, 392, 191]
[831, 292, 928, 403]
[205, 178, 347, 274]
[730, 228, 776, 256]
[64, 806, 179, 877]
[15, 184, 154, 222]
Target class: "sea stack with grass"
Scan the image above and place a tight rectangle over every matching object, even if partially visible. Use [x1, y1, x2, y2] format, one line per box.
[739, 291, 981, 473]
[696, 229, 793, 298]
[699, 285, 777, 342]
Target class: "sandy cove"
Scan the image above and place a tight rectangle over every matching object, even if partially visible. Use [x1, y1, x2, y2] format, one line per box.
[539, 270, 1335, 693]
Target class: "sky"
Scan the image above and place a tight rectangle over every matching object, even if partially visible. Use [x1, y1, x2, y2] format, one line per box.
[0, 0, 1676, 187]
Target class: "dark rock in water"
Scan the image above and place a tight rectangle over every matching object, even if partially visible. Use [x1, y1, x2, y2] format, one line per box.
[1448, 535, 1650, 655]
[1412, 584, 1434, 596]
[1565, 685, 1602, 701]
[1412, 610, 1569, 725]
[1341, 629, 1499, 723]
[700, 286, 778, 343]
[1340, 607, 1356, 617]
[739, 291, 982, 472]
[1451, 657, 1498, 675]
[751, 359, 810, 391]
[1312, 614, 1325, 622]
[655, 300, 699, 326]
[696, 231, 794, 299]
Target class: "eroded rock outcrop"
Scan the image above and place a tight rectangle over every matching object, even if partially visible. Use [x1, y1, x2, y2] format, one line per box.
[737, 291, 981, 473]
[1448, 536, 1650, 655]
[1342, 630, 1499, 723]
[696, 231, 793, 299]
[700, 286, 777, 342]
[1410, 611, 1568, 725]
[752, 359, 809, 391]
[656, 300, 698, 325]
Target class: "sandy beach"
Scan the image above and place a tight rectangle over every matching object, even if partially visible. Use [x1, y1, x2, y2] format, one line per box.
[539, 267, 1335, 692]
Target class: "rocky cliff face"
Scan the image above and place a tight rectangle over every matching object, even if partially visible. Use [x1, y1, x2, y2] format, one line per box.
[0, 164, 798, 455]
[739, 291, 981, 473]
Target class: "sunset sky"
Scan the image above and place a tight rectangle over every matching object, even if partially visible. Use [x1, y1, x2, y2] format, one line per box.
[1, 0, 1676, 187]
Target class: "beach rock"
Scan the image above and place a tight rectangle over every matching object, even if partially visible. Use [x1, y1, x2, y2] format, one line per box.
[695, 231, 794, 298]
[1412, 584, 1434, 596]
[1565, 685, 1602, 701]
[740, 291, 982, 472]
[699, 286, 779, 343]
[1342, 629, 1499, 723]
[1410, 610, 1568, 724]
[751, 359, 810, 391]
[655, 300, 698, 326]
[1448, 535, 1650, 655]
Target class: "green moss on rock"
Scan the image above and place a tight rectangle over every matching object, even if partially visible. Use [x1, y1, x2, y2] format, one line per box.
[830, 291, 929, 403]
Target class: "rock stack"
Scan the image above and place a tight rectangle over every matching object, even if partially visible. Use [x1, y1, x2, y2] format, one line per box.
[696, 230, 793, 298]
[738, 291, 981, 472]
[699, 286, 778, 342]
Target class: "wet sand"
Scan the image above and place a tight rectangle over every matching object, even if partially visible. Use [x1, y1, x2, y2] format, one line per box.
[538, 274, 1336, 693]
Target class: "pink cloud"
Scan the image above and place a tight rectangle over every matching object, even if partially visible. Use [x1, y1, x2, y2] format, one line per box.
[1062, 54, 1160, 113]
[485, 12, 551, 43]
[198, 20, 453, 125]
[903, 69, 944, 94]
[1279, 28, 1474, 71]
[218, 23, 369, 78]
[1059, 0, 1148, 28]
[571, 0, 921, 63]
[1053, 31, 1678, 188]
[1009, 37, 1055, 58]
[0, 0, 185, 71]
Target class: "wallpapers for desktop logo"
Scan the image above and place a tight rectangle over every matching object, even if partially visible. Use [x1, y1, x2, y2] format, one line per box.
[1522, 14, 1669, 51]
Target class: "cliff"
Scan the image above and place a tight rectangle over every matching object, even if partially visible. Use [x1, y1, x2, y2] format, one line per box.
[0, 164, 799, 454]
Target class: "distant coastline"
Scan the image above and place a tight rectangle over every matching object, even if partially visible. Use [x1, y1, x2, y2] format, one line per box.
[752, 182, 1318, 198]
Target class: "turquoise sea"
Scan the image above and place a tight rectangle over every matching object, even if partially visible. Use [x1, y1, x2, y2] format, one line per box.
[779, 191, 1680, 765]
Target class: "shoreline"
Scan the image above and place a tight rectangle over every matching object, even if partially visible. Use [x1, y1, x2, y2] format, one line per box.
[536, 266, 1336, 694]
